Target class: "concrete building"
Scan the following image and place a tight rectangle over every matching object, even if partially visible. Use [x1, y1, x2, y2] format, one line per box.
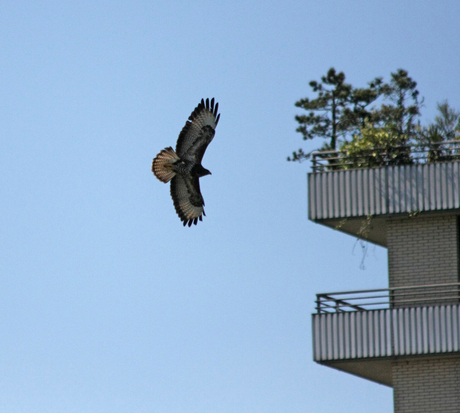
[308, 151, 460, 412]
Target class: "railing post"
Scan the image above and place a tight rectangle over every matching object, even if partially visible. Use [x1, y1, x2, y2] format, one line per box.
[316, 294, 321, 314]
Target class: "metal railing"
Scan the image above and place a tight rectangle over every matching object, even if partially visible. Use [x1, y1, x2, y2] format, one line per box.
[311, 140, 460, 173]
[316, 282, 460, 313]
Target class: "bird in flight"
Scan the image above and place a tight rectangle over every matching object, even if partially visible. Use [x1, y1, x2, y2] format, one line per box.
[152, 98, 220, 226]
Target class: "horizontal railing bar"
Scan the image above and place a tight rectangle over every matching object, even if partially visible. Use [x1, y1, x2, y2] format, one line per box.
[318, 295, 460, 309]
[326, 301, 389, 309]
[311, 140, 460, 155]
[315, 282, 460, 313]
[317, 288, 389, 297]
[317, 289, 460, 303]
[317, 292, 460, 303]
[310, 141, 460, 172]
[317, 293, 388, 302]
[317, 282, 460, 298]
[312, 149, 460, 157]
[317, 300, 389, 307]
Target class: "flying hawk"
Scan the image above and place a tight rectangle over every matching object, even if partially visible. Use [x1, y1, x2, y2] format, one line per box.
[152, 98, 220, 226]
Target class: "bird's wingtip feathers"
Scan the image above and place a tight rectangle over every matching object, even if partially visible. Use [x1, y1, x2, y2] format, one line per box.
[188, 98, 220, 126]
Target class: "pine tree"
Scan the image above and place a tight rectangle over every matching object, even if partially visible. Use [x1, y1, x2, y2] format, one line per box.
[289, 68, 382, 162]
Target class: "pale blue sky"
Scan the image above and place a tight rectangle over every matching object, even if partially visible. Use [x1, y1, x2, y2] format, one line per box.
[1, 1, 459, 412]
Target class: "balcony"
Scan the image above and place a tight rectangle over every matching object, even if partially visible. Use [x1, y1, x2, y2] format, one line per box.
[312, 283, 460, 386]
[308, 142, 460, 246]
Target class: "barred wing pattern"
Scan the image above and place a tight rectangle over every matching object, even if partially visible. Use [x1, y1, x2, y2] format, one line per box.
[170, 174, 205, 227]
[176, 98, 220, 162]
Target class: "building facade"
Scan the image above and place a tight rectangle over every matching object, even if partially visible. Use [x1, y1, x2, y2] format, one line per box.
[309, 159, 460, 413]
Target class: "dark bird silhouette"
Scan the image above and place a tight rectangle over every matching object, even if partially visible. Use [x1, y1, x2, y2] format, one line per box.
[152, 98, 220, 226]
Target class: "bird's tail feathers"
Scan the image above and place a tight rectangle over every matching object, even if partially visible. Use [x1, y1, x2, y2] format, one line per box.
[152, 147, 180, 183]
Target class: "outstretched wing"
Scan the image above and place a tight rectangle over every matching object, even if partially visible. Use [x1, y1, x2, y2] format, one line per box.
[176, 98, 220, 163]
[170, 174, 206, 227]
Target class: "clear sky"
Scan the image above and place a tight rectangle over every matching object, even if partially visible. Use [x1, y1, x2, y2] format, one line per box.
[1, 1, 459, 412]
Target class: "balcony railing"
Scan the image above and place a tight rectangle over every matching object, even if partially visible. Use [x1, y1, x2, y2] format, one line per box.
[311, 140, 460, 173]
[312, 283, 460, 379]
[316, 282, 460, 313]
[308, 158, 460, 247]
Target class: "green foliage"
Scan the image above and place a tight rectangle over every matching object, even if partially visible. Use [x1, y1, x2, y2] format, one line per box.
[340, 124, 411, 168]
[290, 68, 384, 161]
[377, 69, 422, 139]
[432, 100, 460, 140]
[291, 68, 459, 168]
[343, 78, 384, 130]
[418, 101, 460, 162]
[291, 68, 352, 160]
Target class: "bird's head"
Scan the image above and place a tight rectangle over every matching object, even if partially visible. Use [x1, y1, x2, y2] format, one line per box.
[201, 167, 212, 177]
[195, 164, 212, 177]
